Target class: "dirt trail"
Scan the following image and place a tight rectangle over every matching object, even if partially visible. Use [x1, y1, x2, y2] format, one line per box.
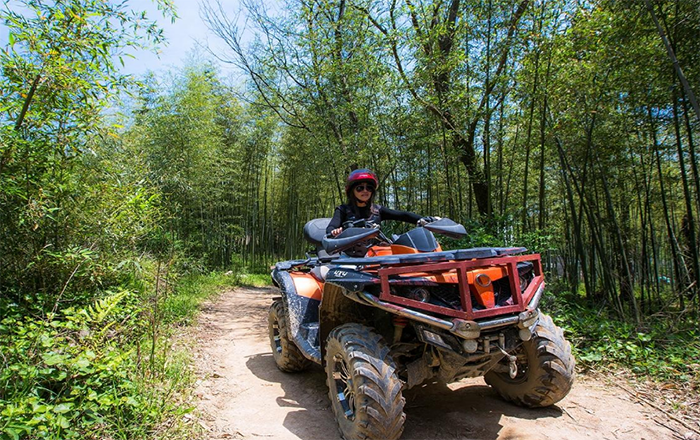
[193, 286, 681, 440]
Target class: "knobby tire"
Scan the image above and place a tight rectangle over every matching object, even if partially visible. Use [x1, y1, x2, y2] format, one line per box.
[325, 323, 405, 440]
[485, 313, 575, 407]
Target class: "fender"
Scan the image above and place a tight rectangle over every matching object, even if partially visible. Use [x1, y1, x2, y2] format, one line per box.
[325, 267, 380, 292]
[319, 284, 374, 360]
[271, 268, 321, 363]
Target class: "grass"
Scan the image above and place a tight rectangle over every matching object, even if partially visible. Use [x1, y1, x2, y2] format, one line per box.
[162, 270, 271, 326]
[162, 272, 240, 326]
[0, 268, 271, 440]
[237, 272, 271, 287]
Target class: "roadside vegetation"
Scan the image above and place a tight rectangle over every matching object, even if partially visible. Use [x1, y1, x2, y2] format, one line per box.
[0, 268, 250, 439]
[0, 1, 267, 438]
[1, 0, 700, 438]
[550, 295, 699, 386]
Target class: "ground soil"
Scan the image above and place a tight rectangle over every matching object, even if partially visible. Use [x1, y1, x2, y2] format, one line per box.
[192, 286, 696, 440]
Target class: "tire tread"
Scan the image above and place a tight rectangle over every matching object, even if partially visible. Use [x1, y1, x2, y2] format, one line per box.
[485, 313, 575, 408]
[325, 324, 405, 440]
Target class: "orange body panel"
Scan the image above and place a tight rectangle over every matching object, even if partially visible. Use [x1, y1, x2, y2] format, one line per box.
[393, 267, 506, 284]
[466, 267, 507, 284]
[366, 244, 443, 256]
[291, 272, 323, 300]
[366, 246, 394, 256]
[390, 266, 507, 308]
[390, 244, 418, 255]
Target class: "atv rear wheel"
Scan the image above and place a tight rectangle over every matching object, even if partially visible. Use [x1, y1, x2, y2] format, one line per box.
[268, 299, 311, 372]
[325, 324, 405, 440]
[485, 313, 575, 407]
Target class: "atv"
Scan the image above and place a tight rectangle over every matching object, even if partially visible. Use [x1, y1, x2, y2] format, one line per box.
[268, 218, 575, 440]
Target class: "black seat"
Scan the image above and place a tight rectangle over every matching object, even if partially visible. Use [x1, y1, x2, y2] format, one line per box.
[303, 218, 341, 261]
[303, 218, 331, 249]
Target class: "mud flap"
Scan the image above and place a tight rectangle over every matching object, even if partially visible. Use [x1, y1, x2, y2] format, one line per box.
[272, 269, 321, 363]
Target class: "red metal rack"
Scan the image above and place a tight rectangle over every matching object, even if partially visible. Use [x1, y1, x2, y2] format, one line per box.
[377, 254, 543, 320]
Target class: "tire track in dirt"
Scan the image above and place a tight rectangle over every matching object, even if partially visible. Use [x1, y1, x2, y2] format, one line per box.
[193, 286, 677, 440]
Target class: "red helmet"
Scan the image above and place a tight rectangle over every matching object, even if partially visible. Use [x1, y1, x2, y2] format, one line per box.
[345, 169, 379, 192]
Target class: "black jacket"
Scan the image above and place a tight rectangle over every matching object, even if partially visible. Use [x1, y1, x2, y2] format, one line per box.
[326, 203, 422, 234]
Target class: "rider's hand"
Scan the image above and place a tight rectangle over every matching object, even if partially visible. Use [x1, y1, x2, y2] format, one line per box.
[331, 228, 343, 237]
[417, 216, 441, 226]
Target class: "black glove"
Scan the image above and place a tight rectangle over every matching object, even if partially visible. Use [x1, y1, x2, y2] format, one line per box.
[417, 216, 441, 226]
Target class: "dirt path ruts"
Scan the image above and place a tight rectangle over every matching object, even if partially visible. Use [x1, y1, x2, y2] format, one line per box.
[192, 286, 679, 440]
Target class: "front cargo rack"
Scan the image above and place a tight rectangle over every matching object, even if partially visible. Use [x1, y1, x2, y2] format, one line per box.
[376, 254, 543, 320]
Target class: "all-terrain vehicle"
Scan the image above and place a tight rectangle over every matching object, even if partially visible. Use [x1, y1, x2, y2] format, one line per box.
[268, 218, 575, 440]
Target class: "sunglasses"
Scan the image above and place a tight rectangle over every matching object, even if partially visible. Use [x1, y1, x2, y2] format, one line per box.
[354, 184, 375, 193]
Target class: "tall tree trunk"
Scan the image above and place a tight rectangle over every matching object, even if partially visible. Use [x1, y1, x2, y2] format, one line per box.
[681, 95, 700, 213]
[645, 0, 700, 122]
[484, 0, 493, 219]
[673, 89, 700, 299]
[537, 51, 553, 231]
[648, 105, 689, 301]
[555, 137, 591, 297]
[497, 95, 505, 218]
[599, 163, 640, 323]
[521, 52, 539, 233]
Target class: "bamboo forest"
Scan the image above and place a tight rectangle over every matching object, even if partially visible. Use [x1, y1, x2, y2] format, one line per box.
[1, 0, 699, 438]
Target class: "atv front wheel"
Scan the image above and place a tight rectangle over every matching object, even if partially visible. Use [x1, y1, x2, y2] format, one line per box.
[485, 313, 575, 407]
[325, 324, 405, 440]
[268, 299, 311, 372]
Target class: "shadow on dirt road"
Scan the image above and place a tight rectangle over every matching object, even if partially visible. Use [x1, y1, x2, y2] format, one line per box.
[194, 286, 674, 440]
[245, 348, 564, 440]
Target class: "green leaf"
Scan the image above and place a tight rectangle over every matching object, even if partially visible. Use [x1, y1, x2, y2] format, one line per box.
[42, 353, 67, 366]
[74, 357, 92, 372]
[4, 428, 20, 440]
[53, 403, 73, 414]
[31, 403, 49, 413]
[55, 415, 70, 429]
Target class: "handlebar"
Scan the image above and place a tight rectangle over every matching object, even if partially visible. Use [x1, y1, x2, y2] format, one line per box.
[322, 217, 466, 255]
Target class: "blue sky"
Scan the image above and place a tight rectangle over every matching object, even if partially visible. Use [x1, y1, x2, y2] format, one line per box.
[0, 0, 245, 76]
[121, 0, 242, 75]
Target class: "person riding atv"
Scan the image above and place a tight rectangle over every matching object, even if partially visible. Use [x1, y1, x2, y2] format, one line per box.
[268, 175, 575, 440]
[327, 168, 437, 239]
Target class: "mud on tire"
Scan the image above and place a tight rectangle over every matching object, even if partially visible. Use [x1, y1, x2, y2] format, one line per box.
[485, 313, 575, 408]
[268, 299, 311, 372]
[325, 324, 405, 440]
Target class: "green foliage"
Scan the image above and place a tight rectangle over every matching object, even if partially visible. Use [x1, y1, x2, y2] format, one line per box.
[516, 227, 558, 254]
[438, 216, 557, 254]
[0, 1, 278, 439]
[0, 4, 200, 437]
[126, 63, 265, 269]
[0, 0, 174, 306]
[238, 273, 274, 288]
[162, 272, 239, 326]
[1, 291, 149, 439]
[0, 268, 252, 440]
[548, 293, 700, 388]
